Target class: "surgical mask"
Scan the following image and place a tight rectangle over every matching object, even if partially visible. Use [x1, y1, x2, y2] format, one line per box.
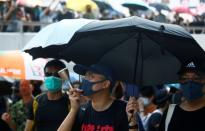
[141, 97, 151, 107]
[181, 81, 204, 101]
[79, 79, 106, 96]
[44, 76, 62, 92]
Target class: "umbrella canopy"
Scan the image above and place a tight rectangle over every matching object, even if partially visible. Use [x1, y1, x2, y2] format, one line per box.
[196, 4, 205, 15]
[16, 0, 46, 7]
[0, 51, 47, 80]
[173, 6, 195, 15]
[66, 0, 98, 12]
[149, 3, 171, 12]
[93, 0, 128, 18]
[24, 19, 96, 59]
[24, 17, 205, 86]
[120, 0, 150, 11]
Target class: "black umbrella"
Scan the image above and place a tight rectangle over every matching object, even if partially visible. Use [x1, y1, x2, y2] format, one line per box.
[24, 17, 205, 86]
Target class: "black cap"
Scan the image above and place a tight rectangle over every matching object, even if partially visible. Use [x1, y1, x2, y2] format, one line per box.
[73, 64, 115, 82]
[153, 89, 171, 105]
[178, 61, 204, 75]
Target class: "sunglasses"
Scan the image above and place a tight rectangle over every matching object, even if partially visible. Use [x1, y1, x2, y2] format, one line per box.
[45, 72, 60, 78]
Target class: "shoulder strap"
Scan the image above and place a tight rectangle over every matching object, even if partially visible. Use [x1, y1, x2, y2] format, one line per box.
[33, 98, 38, 119]
[165, 104, 176, 131]
[33, 93, 46, 117]
[31, 93, 46, 130]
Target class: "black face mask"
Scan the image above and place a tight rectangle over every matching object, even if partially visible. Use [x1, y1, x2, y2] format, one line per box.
[79, 79, 106, 96]
[181, 81, 204, 101]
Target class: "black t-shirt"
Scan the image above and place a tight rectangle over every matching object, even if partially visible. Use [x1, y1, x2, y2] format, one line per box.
[27, 93, 69, 131]
[159, 105, 205, 131]
[72, 100, 129, 131]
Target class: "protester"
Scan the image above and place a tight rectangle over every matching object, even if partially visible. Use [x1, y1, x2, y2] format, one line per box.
[146, 89, 170, 131]
[30, 80, 42, 97]
[1, 112, 12, 131]
[138, 86, 157, 119]
[159, 62, 205, 131]
[124, 83, 145, 131]
[0, 96, 12, 131]
[9, 80, 34, 131]
[58, 64, 129, 131]
[24, 60, 70, 131]
[126, 97, 140, 131]
[55, 2, 75, 21]
[153, 11, 167, 23]
[11, 81, 21, 104]
[83, 4, 96, 19]
[165, 83, 183, 104]
[132, 86, 157, 131]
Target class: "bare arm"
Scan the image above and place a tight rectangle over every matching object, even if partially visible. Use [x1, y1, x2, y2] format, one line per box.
[126, 97, 139, 131]
[24, 119, 34, 131]
[58, 88, 83, 131]
[4, 4, 15, 21]
[57, 108, 78, 131]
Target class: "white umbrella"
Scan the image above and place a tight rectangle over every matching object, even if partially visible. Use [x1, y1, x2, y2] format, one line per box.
[24, 19, 96, 50]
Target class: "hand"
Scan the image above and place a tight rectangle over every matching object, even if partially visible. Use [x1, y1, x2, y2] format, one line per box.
[126, 97, 138, 125]
[137, 98, 145, 113]
[67, 88, 83, 111]
[1, 112, 12, 123]
[9, 1, 16, 11]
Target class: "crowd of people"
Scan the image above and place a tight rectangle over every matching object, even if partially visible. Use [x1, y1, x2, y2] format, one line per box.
[0, 59, 205, 131]
[0, 1, 205, 131]
[0, 0, 205, 32]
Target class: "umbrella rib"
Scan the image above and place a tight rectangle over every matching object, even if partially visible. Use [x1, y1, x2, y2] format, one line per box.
[144, 33, 173, 57]
[133, 33, 143, 86]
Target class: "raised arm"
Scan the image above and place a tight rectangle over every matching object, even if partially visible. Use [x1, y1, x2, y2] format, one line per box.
[58, 88, 83, 131]
[126, 97, 139, 131]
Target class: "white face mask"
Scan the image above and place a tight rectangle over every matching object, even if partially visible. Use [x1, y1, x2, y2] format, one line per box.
[141, 97, 151, 107]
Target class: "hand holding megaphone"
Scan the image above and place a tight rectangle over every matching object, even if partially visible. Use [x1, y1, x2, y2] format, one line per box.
[58, 68, 74, 90]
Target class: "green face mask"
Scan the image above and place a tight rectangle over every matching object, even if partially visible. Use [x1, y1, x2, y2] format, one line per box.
[44, 76, 62, 92]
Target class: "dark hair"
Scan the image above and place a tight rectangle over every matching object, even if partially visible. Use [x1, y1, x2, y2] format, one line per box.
[44, 60, 66, 72]
[152, 89, 171, 108]
[13, 80, 20, 93]
[140, 86, 156, 98]
[112, 82, 123, 99]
